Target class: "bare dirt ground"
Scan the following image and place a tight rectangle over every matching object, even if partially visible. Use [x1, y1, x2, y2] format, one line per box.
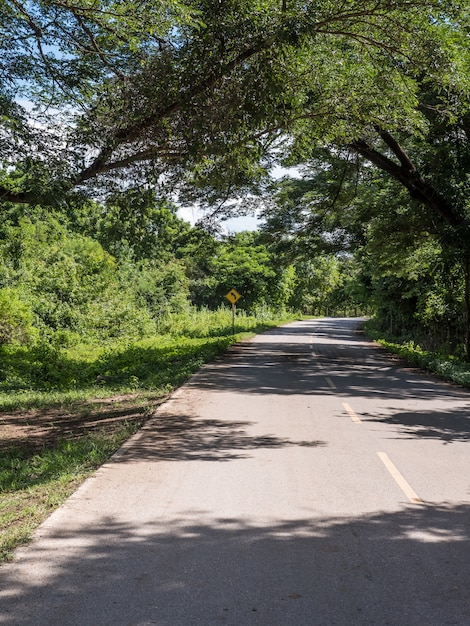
[0, 394, 167, 455]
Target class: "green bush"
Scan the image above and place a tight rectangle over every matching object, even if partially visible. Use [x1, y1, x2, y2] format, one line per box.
[365, 322, 470, 389]
[0, 288, 39, 345]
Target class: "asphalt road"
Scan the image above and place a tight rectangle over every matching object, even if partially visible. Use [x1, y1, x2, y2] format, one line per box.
[1, 317, 470, 625]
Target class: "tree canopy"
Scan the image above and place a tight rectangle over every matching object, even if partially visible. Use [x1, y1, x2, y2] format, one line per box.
[3, 0, 470, 355]
[1, 0, 461, 206]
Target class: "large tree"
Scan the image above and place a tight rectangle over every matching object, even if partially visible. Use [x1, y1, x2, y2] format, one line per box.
[1, 0, 450, 205]
[257, 3, 470, 355]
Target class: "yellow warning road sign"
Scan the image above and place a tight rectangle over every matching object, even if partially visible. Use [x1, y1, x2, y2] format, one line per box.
[225, 288, 241, 304]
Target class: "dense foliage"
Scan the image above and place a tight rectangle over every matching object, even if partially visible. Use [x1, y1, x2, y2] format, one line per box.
[1, 0, 459, 204]
[2, 0, 470, 358]
[255, 2, 470, 357]
[262, 147, 469, 356]
[0, 199, 362, 394]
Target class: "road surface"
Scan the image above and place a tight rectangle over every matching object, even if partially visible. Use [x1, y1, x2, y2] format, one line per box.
[1, 317, 470, 625]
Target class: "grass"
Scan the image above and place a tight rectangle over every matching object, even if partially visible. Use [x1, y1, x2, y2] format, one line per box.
[0, 421, 143, 562]
[0, 308, 299, 562]
[364, 322, 470, 388]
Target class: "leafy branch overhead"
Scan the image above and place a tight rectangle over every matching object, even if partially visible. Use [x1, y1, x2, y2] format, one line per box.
[0, 0, 458, 204]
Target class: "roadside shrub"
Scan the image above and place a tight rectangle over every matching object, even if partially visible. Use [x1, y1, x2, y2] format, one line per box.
[364, 322, 470, 389]
[0, 288, 38, 345]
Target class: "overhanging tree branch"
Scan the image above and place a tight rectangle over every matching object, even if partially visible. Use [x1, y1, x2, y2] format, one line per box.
[351, 135, 467, 231]
[0, 187, 34, 204]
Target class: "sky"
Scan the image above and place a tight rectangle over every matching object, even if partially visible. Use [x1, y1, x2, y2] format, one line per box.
[177, 205, 262, 232]
[177, 165, 300, 232]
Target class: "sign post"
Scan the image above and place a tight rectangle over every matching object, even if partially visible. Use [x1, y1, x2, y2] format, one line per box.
[225, 289, 241, 335]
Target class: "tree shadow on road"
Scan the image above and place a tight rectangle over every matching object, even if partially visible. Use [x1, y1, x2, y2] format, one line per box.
[114, 414, 326, 462]
[193, 336, 470, 405]
[361, 407, 470, 443]
[2, 503, 470, 625]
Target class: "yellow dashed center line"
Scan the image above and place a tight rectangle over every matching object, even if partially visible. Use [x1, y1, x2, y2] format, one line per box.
[325, 377, 336, 390]
[339, 399, 423, 505]
[377, 452, 423, 505]
[342, 402, 362, 423]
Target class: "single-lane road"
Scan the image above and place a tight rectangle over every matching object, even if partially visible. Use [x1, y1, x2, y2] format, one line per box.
[1, 318, 470, 625]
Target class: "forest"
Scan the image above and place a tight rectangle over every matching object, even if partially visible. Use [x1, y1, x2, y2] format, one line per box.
[1, 0, 469, 358]
[1, 0, 470, 558]
[0, 197, 363, 395]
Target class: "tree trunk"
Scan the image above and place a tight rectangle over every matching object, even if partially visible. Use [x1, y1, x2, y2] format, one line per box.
[351, 131, 470, 358]
[465, 256, 470, 361]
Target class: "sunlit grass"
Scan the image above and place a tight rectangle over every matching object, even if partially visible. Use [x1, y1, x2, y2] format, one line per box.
[0, 308, 296, 406]
[0, 421, 143, 562]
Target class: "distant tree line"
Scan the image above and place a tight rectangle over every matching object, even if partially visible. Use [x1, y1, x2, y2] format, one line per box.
[0, 199, 365, 346]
